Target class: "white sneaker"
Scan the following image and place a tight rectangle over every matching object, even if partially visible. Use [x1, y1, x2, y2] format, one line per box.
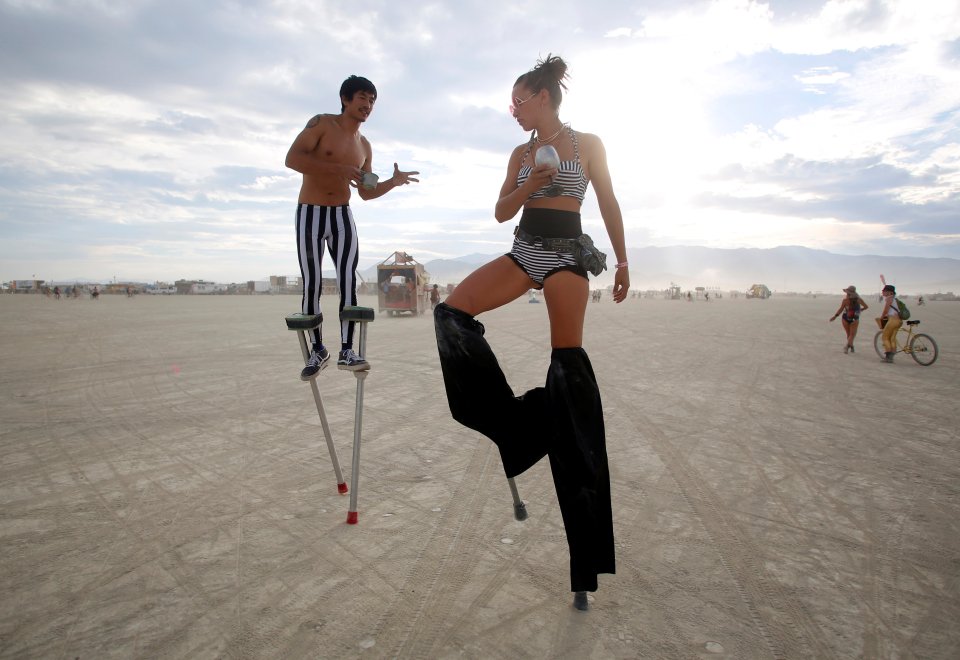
[300, 346, 330, 381]
[337, 348, 369, 371]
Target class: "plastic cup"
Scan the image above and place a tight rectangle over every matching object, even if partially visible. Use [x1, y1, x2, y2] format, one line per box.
[361, 172, 379, 190]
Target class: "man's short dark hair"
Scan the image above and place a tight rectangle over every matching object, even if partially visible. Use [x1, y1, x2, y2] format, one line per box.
[340, 75, 377, 112]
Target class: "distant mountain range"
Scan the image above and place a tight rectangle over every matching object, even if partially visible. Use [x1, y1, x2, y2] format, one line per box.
[362, 246, 960, 295]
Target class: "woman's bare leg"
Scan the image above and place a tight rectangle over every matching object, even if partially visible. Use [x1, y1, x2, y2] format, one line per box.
[445, 256, 536, 315]
[848, 319, 860, 346]
[542, 270, 589, 348]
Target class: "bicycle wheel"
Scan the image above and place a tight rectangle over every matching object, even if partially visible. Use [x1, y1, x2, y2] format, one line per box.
[909, 333, 939, 366]
[873, 331, 886, 358]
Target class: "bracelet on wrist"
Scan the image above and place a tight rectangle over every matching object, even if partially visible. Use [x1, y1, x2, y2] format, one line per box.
[615, 261, 629, 269]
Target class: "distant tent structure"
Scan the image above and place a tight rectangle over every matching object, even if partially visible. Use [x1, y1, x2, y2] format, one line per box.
[746, 284, 771, 299]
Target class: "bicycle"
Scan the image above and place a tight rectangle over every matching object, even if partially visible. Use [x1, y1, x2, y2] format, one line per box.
[873, 320, 939, 366]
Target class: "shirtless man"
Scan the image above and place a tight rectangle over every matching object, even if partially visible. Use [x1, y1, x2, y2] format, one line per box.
[286, 75, 419, 377]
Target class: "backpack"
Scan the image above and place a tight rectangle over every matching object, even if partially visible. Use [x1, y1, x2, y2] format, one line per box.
[895, 298, 911, 320]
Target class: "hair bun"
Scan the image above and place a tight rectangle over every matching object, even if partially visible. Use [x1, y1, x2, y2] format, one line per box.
[535, 53, 569, 88]
[516, 53, 570, 109]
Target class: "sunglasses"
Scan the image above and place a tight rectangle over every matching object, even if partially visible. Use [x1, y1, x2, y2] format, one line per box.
[509, 91, 537, 115]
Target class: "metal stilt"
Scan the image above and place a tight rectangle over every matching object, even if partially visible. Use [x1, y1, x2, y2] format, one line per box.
[340, 306, 375, 524]
[285, 313, 347, 494]
[508, 477, 528, 520]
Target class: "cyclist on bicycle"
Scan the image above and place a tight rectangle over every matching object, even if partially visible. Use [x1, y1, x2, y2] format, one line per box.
[878, 284, 901, 363]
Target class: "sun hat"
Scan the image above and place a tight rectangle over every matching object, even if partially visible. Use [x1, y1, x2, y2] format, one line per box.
[843, 285, 857, 294]
[882, 284, 896, 293]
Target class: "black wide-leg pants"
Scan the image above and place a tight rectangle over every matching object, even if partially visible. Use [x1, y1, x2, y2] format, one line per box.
[434, 303, 615, 592]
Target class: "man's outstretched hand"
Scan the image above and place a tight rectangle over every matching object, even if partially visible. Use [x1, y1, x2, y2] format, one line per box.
[391, 162, 420, 186]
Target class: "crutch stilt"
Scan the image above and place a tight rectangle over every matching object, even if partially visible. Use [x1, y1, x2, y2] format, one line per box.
[340, 306, 375, 524]
[285, 313, 347, 494]
[508, 477, 528, 521]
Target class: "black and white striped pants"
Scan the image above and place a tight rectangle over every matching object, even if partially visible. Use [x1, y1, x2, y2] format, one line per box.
[295, 204, 360, 349]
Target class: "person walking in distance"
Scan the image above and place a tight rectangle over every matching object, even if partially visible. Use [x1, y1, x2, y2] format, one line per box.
[286, 75, 419, 378]
[433, 55, 629, 611]
[830, 285, 868, 353]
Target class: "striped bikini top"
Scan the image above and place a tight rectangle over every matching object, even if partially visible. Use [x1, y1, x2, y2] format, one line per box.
[516, 125, 588, 203]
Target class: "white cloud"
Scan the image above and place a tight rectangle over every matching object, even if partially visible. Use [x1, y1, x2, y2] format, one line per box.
[1, 0, 959, 282]
[795, 66, 850, 90]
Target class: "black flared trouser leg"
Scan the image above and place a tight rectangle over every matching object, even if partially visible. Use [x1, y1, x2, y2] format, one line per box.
[546, 347, 616, 593]
[433, 303, 549, 477]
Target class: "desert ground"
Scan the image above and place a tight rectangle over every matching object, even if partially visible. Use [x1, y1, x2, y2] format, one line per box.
[1, 292, 958, 659]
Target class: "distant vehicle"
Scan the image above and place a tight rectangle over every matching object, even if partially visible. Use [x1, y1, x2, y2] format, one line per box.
[377, 251, 430, 316]
[746, 284, 771, 299]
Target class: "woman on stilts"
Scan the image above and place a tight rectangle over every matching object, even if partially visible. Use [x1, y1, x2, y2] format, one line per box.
[433, 54, 629, 611]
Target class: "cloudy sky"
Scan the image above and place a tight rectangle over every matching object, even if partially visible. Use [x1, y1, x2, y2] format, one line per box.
[1, 0, 958, 283]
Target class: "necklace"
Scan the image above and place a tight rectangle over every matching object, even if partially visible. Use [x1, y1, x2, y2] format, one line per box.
[535, 123, 567, 144]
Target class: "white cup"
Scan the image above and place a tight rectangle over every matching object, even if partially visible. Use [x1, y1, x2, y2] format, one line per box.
[361, 171, 379, 189]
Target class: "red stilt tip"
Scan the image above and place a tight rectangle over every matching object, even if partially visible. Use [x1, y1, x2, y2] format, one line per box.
[346, 511, 358, 524]
[337, 482, 348, 494]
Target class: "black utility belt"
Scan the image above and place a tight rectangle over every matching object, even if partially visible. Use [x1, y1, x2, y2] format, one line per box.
[513, 226, 578, 252]
[512, 226, 608, 276]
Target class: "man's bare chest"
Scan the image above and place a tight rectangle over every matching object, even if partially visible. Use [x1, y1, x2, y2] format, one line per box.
[317, 133, 365, 166]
